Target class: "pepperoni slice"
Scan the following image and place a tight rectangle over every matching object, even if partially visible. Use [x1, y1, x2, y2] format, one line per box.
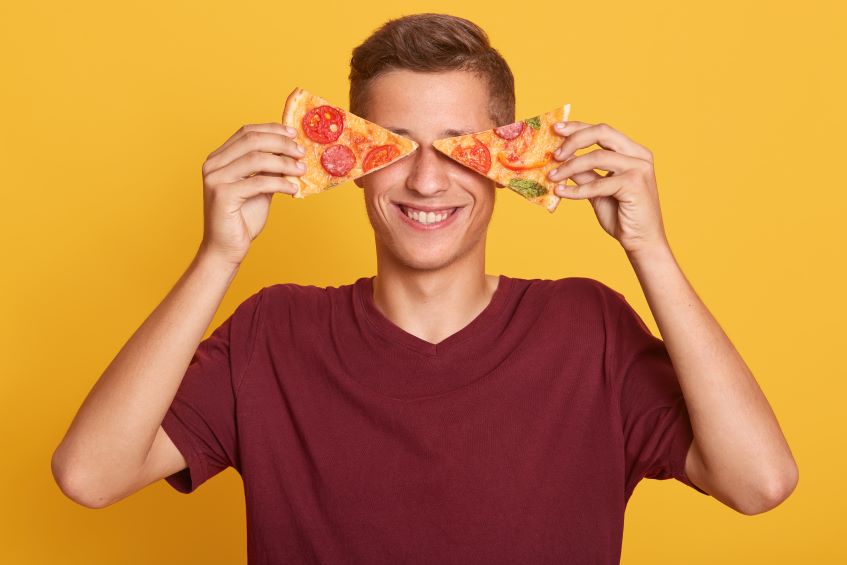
[363, 144, 401, 173]
[450, 138, 491, 174]
[494, 121, 526, 140]
[302, 105, 344, 144]
[320, 145, 356, 177]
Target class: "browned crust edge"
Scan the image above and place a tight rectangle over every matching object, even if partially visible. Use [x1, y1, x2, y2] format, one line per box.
[280, 87, 314, 198]
[543, 103, 572, 213]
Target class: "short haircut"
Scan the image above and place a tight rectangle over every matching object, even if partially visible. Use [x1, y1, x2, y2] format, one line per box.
[349, 13, 515, 127]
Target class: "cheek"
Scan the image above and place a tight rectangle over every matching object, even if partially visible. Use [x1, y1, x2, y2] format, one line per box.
[371, 157, 411, 185]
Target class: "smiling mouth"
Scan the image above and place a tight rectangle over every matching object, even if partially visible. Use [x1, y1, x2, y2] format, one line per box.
[398, 204, 460, 226]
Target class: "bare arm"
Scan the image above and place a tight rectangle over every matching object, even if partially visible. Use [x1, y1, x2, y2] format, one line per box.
[51, 122, 305, 508]
[627, 244, 798, 515]
[51, 252, 239, 508]
[547, 119, 798, 515]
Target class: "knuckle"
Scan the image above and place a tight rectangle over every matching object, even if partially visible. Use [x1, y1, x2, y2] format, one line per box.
[203, 169, 219, 186]
[632, 165, 651, 181]
[247, 149, 265, 165]
[254, 173, 272, 186]
[286, 137, 302, 153]
[623, 168, 639, 180]
[243, 130, 262, 144]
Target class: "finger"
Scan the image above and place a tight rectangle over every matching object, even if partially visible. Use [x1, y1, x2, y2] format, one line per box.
[552, 122, 653, 163]
[206, 130, 306, 175]
[554, 172, 627, 200]
[208, 123, 297, 161]
[552, 120, 593, 138]
[210, 151, 306, 184]
[231, 173, 299, 200]
[548, 149, 642, 182]
[567, 170, 602, 185]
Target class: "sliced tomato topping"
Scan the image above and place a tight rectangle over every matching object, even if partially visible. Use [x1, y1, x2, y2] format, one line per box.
[302, 105, 344, 144]
[494, 121, 526, 140]
[362, 144, 401, 173]
[450, 138, 491, 174]
[497, 151, 553, 171]
[320, 144, 356, 177]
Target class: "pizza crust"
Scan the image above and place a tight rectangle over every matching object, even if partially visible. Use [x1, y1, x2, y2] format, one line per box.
[433, 103, 572, 213]
[281, 88, 322, 198]
[280, 87, 419, 199]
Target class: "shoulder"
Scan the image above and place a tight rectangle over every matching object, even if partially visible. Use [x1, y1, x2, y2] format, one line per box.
[500, 275, 625, 329]
[261, 279, 360, 319]
[513, 275, 624, 308]
[263, 279, 359, 301]
[263, 281, 327, 311]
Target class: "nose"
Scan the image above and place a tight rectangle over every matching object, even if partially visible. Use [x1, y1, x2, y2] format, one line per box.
[405, 145, 450, 197]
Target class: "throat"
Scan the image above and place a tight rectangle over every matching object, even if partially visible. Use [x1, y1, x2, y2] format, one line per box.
[371, 273, 500, 345]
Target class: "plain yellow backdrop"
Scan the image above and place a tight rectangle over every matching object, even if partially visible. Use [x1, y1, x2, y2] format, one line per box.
[2, 0, 844, 563]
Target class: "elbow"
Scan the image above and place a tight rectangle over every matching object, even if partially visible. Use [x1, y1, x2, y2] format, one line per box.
[51, 448, 113, 510]
[736, 460, 799, 516]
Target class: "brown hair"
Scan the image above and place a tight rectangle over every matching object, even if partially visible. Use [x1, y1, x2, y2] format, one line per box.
[349, 13, 515, 126]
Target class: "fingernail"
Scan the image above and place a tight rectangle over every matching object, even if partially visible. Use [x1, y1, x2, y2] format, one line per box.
[285, 126, 297, 136]
[296, 161, 305, 171]
[556, 122, 567, 130]
[296, 144, 306, 155]
[548, 168, 559, 179]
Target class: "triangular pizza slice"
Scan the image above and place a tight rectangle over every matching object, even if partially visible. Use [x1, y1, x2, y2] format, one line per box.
[282, 87, 419, 198]
[432, 104, 572, 213]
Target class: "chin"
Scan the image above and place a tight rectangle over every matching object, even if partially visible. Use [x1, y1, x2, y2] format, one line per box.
[395, 247, 460, 272]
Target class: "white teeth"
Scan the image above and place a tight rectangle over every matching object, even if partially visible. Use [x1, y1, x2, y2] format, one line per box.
[404, 207, 452, 225]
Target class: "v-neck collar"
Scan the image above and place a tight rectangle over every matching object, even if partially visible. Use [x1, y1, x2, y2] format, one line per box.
[354, 274, 513, 357]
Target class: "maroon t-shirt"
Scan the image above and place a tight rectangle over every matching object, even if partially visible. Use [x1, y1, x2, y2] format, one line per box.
[161, 275, 708, 564]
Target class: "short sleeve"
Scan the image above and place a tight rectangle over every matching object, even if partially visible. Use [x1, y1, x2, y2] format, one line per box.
[609, 292, 710, 502]
[160, 287, 265, 494]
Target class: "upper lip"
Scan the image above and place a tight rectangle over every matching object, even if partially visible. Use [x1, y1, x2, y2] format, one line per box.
[395, 202, 462, 213]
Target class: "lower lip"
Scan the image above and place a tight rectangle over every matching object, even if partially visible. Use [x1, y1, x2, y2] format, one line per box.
[394, 204, 462, 231]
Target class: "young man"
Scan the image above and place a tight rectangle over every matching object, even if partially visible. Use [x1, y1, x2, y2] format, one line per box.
[53, 13, 797, 564]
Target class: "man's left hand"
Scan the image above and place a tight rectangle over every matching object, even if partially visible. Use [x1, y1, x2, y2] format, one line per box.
[547, 121, 669, 257]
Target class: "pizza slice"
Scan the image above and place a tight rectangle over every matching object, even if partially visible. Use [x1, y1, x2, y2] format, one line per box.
[432, 104, 572, 213]
[281, 87, 419, 198]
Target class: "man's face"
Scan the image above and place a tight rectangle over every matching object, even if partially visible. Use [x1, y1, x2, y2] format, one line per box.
[355, 69, 497, 273]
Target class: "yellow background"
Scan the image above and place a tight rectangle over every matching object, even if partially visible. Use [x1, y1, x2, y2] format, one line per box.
[3, 0, 844, 562]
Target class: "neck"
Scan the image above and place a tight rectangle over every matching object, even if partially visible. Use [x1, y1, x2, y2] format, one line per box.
[372, 248, 499, 345]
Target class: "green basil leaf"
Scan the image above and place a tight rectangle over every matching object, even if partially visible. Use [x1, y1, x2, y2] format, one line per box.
[508, 178, 548, 198]
[524, 116, 541, 130]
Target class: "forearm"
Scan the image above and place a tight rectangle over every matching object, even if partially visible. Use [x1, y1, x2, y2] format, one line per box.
[52, 248, 239, 490]
[625, 244, 797, 504]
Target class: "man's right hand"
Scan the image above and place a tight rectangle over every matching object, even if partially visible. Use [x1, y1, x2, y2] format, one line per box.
[199, 123, 306, 267]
